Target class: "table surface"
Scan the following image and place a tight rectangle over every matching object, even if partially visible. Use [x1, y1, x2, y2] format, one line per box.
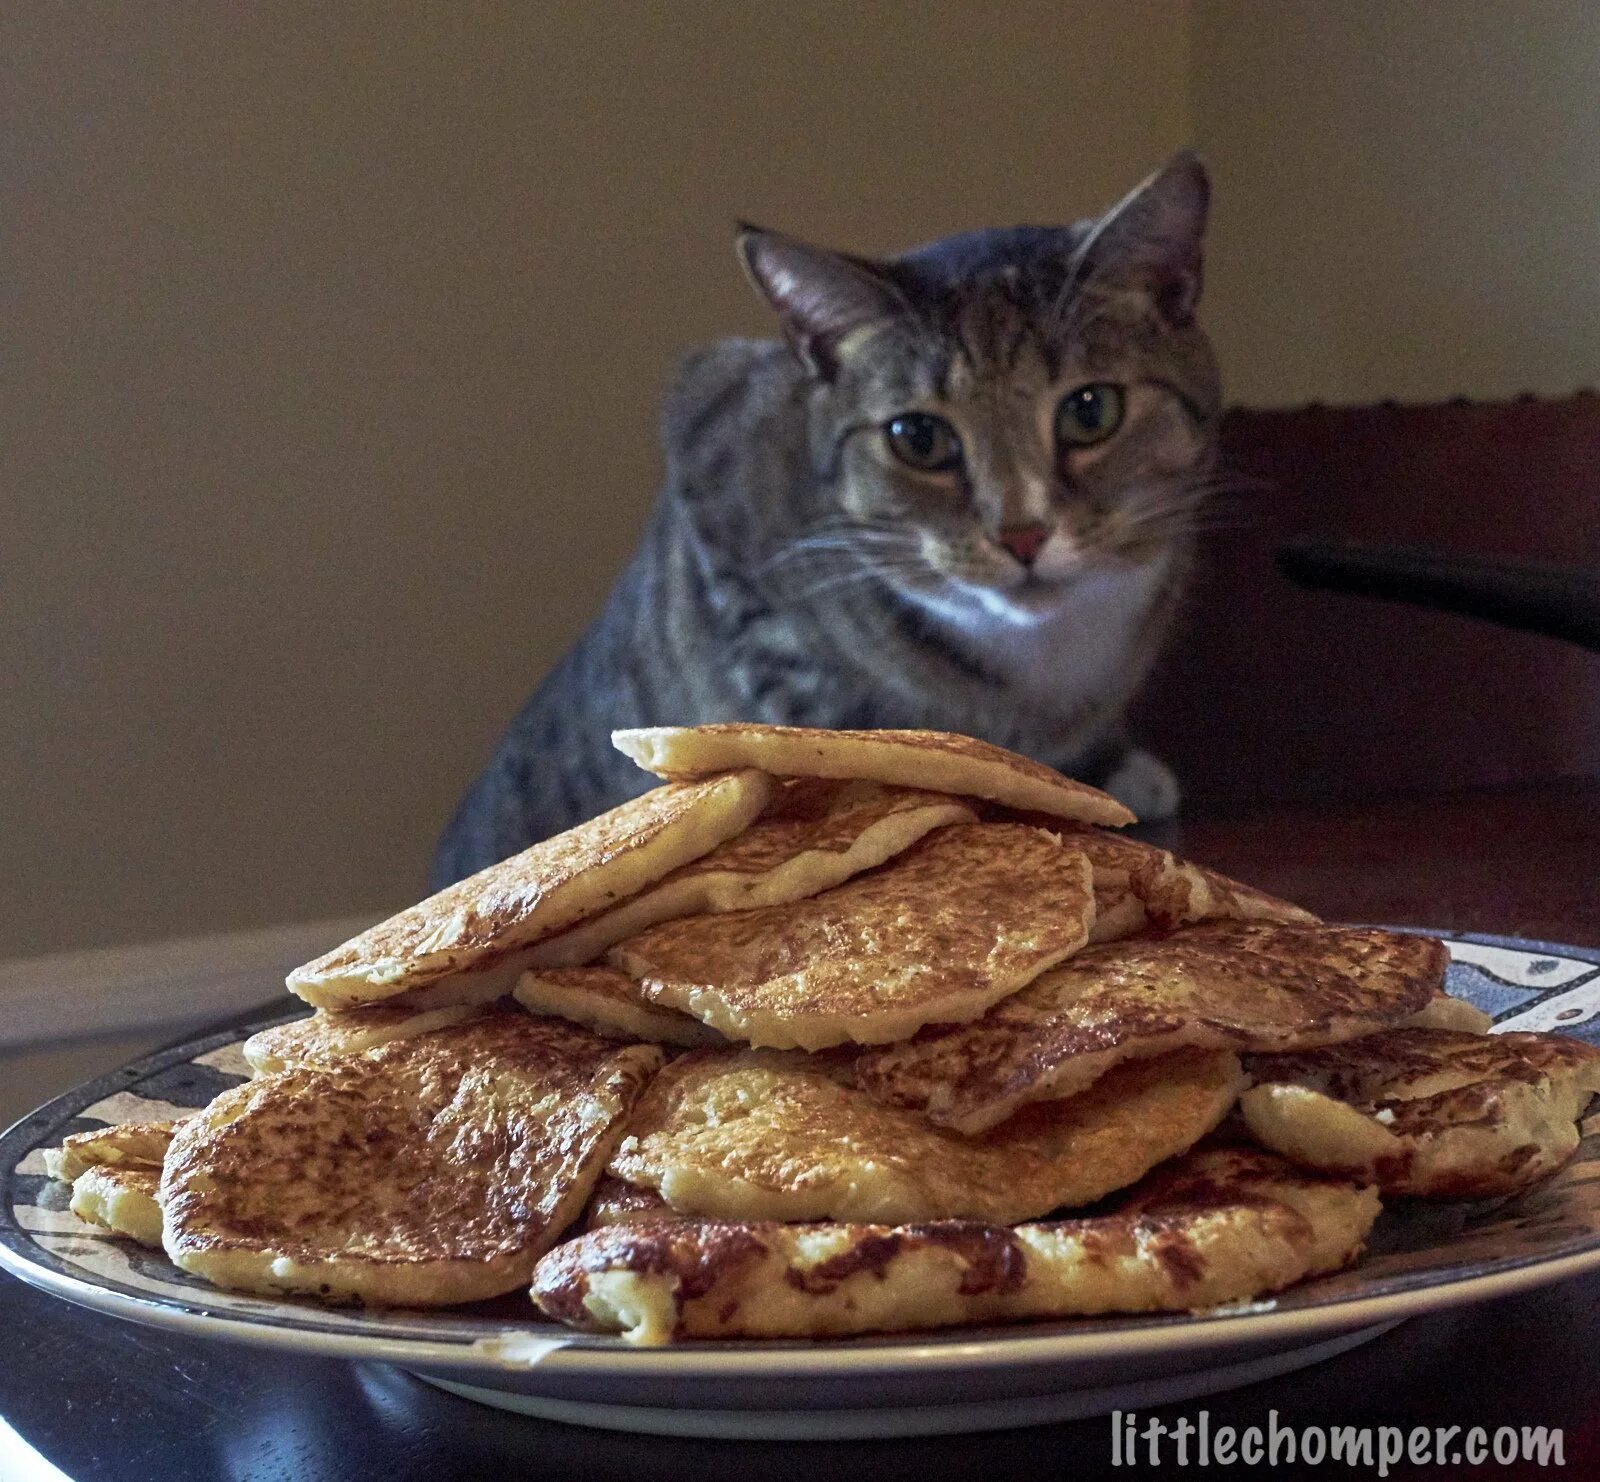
[1176, 776, 1600, 951]
[4, 779, 1599, 1481]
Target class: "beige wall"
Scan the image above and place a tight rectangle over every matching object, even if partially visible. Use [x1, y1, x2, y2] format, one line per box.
[22, 4, 1595, 961]
[1193, 0, 1600, 406]
[6, 3, 1192, 957]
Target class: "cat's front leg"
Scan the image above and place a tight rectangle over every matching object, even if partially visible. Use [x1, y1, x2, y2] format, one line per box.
[1101, 747, 1181, 822]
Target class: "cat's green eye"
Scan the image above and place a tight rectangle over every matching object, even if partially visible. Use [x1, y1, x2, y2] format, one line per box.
[884, 412, 964, 473]
[1054, 383, 1125, 449]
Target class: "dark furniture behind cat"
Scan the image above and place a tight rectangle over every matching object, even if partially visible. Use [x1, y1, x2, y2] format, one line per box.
[1133, 393, 1600, 808]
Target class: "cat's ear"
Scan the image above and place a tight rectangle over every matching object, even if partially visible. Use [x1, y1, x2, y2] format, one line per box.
[1077, 152, 1209, 325]
[737, 225, 911, 378]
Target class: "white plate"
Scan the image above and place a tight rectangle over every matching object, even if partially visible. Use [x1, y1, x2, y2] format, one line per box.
[4, 930, 1600, 1438]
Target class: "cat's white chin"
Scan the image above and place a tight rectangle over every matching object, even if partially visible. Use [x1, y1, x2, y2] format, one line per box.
[890, 554, 1173, 707]
[896, 571, 1078, 629]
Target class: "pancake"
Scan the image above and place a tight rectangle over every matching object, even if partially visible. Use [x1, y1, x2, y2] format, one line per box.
[1400, 993, 1493, 1034]
[1241, 1027, 1600, 1196]
[606, 823, 1095, 1049]
[583, 1175, 676, 1230]
[514, 966, 722, 1048]
[70, 1165, 165, 1248]
[287, 771, 772, 1009]
[48, 1119, 175, 1249]
[612, 724, 1134, 827]
[1187, 866, 1319, 928]
[242, 1001, 489, 1074]
[850, 922, 1446, 1135]
[606, 1046, 1243, 1224]
[45, 1120, 177, 1183]
[162, 1008, 664, 1305]
[533, 1145, 1379, 1342]
[1059, 828, 1317, 944]
[523, 779, 975, 967]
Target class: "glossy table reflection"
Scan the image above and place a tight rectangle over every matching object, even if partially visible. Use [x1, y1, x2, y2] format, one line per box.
[4, 1271, 1599, 1481]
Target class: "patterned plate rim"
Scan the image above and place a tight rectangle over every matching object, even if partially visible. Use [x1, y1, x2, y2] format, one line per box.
[3, 928, 1599, 1378]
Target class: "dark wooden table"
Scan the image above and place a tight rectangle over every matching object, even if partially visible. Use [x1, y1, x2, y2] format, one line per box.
[3, 1269, 1597, 1482]
[1179, 778, 1600, 949]
[4, 782, 1599, 1480]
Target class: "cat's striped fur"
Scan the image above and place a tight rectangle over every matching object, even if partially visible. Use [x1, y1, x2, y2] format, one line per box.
[433, 155, 1220, 886]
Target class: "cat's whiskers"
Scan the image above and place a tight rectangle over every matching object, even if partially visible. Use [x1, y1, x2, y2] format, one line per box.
[779, 551, 934, 605]
[760, 548, 912, 590]
[757, 521, 922, 584]
[761, 517, 907, 552]
[1191, 470, 1274, 498]
[1151, 470, 1273, 523]
[1095, 486, 1211, 549]
[1081, 470, 1262, 550]
[767, 529, 907, 557]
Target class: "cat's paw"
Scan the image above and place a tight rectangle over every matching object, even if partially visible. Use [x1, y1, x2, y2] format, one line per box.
[1102, 748, 1181, 822]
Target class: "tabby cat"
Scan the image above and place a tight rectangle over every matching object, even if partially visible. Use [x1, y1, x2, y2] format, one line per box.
[433, 153, 1220, 886]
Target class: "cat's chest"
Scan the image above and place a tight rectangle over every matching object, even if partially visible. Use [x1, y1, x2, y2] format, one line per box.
[905, 559, 1173, 707]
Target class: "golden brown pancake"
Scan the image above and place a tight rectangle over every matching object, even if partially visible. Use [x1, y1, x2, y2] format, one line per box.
[523, 779, 975, 967]
[1399, 993, 1493, 1034]
[514, 966, 722, 1047]
[1241, 1027, 1600, 1196]
[45, 1120, 177, 1183]
[241, 1001, 488, 1074]
[612, 723, 1134, 826]
[1186, 865, 1318, 928]
[286, 771, 772, 1009]
[162, 1008, 664, 1305]
[582, 1175, 676, 1230]
[606, 823, 1095, 1049]
[47, 1119, 176, 1249]
[533, 1145, 1379, 1342]
[71, 1165, 165, 1247]
[850, 922, 1446, 1134]
[607, 1046, 1243, 1224]
[979, 817, 1316, 944]
[1064, 828, 1318, 943]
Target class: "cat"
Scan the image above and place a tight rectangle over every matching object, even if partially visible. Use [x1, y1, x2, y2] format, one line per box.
[432, 153, 1221, 887]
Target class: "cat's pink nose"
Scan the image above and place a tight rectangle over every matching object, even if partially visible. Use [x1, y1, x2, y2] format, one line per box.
[998, 523, 1051, 566]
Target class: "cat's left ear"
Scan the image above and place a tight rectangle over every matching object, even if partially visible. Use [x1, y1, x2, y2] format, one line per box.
[1078, 152, 1209, 325]
[737, 225, 911, 379]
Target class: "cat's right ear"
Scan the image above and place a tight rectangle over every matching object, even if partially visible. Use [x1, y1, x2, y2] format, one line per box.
[737, 225, 911, 379]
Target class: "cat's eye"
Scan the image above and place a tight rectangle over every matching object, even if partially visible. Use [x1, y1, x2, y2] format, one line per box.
[1054, 383, 1125, 449]
[884, 412, 964, 473]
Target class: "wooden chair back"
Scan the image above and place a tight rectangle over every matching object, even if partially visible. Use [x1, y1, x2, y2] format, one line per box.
[1132, 394, 1600, 807]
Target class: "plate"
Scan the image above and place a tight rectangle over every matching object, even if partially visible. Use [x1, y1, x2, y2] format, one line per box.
[4, 930, 1600, 1438]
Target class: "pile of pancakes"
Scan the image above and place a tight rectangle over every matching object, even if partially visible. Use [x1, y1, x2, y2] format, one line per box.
[47, 725, 1600, 1343]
